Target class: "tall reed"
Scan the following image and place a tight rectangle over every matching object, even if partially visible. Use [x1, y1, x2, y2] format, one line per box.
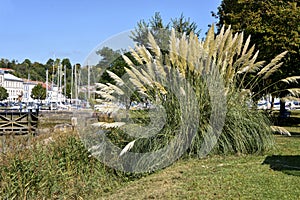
[0, 131, 131, 199]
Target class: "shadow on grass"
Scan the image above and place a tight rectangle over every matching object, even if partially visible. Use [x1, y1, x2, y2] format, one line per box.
[262, 155, 300, 176]
[273, 116, 300, 126]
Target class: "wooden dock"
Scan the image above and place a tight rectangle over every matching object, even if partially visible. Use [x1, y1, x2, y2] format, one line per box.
[0, 109, 39, 135]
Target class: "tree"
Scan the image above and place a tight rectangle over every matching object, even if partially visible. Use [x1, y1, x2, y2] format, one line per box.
[31, 84, 46, 100]
[65, 83, 72, 99]
[46, 58, 54, 67]
[46, 58, 54, 80]
[97, 50, 127, 84]
[171, 13, 200, 36]
[0, 58, 9, 68]
[22, 59, 32, 67]
[96, 13, 202, 84]
[216, 0, 299, 69]
[31, 62, 47, 82]
[62, 58, 72, 69]
[96, 47, 122, 68]
[95, 47, 123, 84]
[96, 46, 145, 85]
[131, 12, 201, 49]
[0, 86, 8, 101]
[215, 0, 300, 114]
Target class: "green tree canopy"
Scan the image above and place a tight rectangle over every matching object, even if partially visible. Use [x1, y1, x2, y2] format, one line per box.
[215, 0, 300, 98]
[31, 84, 46, 100]
[96, 47, 122, 68]
[0, 59, 10, 68]
[0, 86, 8, 101]
[97, 49, 133, 84]
[131, 12, 201, 49]
[96, 13, 202, 85]
[46, 58, 54, 67]
[65, 83, 72, 99]
[62, 58, 72, 69]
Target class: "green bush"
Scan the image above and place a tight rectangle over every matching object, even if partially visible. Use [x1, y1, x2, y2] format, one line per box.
[214, 105, 274, 155]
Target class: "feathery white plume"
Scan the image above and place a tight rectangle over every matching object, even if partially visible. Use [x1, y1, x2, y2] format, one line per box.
[119, 140, 136, 156]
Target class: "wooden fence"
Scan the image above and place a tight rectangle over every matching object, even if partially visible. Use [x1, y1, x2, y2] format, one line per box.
[0, 109, 39, 135]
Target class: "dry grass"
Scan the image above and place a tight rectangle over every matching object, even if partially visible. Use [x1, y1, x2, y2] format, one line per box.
[0, 130, 130, 199]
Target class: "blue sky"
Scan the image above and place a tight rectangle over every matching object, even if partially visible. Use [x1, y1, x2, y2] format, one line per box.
[0, 0, 222, 65]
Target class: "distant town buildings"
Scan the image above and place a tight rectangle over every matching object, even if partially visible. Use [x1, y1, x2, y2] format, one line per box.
[47, 86, 66, 103]
[23, 79, 50, 103]
[0, 69, 23, 102]
[0, 68, 66, 103]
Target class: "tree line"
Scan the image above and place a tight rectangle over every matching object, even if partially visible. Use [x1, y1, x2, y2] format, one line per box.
[0, 58, 75, 83]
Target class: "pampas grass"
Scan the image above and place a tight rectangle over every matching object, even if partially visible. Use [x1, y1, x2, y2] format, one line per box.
[270, 126, 291, 136]
[95, 24, 299, 158]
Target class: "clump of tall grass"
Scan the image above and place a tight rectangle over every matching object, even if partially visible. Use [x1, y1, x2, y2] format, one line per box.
[0, 131, 133, 199]
[95, 24, 298, 160]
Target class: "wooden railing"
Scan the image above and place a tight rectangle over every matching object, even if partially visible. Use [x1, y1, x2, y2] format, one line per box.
[0, 109, 39, 135]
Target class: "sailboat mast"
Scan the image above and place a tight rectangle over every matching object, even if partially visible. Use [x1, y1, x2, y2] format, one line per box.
[64, 65, 66, 100]
[71, 65, 73, 102]
[57, 64, 60, 103]
[46, 69, 48, 103]
[59, 64, 62, 103]
[74, 64, 78, 107]
[51, 65, 54, 103]
[51, 55, 55, 103]
[87, 62, 90, 100]
[78, 69, 81, 101]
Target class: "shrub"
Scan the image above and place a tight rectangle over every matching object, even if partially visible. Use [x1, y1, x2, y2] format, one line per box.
[94, 25, 298, 164]
[0, 131, 130, 199]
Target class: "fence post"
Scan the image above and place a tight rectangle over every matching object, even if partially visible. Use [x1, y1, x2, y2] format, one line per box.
[28, 109, 32, 134]
[71, 117, 77, 131]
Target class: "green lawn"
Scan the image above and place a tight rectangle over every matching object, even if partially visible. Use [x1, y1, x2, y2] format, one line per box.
[99, 111, 300, 200]
[102, 135, 300, 200]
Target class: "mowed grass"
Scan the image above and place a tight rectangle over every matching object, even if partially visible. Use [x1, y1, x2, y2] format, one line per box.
[101, 110, 300, 199]
[103, 135, 300, 200]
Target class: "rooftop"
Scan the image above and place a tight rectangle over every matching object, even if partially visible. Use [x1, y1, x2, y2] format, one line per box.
[4, 73, 23, 82]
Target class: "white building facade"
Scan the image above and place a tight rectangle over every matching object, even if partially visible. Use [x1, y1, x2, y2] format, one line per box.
[0, 71, 24, 102]
[47, 86, 66, 103]
[23, 80, 38, 103]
